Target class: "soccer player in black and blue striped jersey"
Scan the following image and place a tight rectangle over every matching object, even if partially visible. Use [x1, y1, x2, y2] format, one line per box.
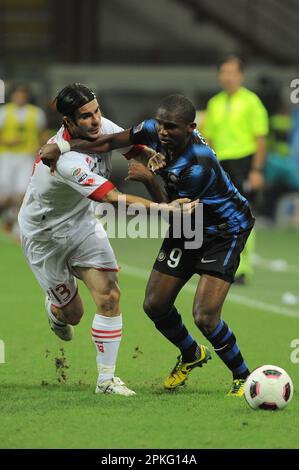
[41, 94, 254, 396]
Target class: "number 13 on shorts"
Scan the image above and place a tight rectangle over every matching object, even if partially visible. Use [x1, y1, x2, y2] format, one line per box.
[47, 283, 72, 306]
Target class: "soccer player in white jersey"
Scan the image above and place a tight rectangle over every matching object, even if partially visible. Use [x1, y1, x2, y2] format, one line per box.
[18, 83, 192, 396]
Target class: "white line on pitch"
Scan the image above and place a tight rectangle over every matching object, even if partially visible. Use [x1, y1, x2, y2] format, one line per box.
[254, 254, 299, 275]
[121, 264, 299, 319]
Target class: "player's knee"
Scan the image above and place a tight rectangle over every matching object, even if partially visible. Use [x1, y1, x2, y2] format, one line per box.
[98, 285, 120, 314]
[143, 295, 166, 320]
[193, 306, 219, 336]
[143, 297, 154, 318]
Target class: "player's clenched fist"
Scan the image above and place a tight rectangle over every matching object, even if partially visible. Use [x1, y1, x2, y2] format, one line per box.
[125, 160, 153, 183]
[147, 152, 166, 173]
[40, 143, 61, 173]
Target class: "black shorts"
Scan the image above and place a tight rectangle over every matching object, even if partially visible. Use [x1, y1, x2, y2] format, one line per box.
[153, 227, 252, 283]
[220, 155, 254, 201]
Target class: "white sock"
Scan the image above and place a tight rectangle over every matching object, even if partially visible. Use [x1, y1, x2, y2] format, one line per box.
[46, 298, 66, 326]
[91, 313, 122, 384]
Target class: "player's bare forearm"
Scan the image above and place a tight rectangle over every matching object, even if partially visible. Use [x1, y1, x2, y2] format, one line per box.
[144, 177, 169, 203]
[102, 188, 196, 214]
[247, 136, 267, 190]
[41, 129, 133, 172]
[125, 159, 168, 202]
[70, 129, 132, 153]
[252, 136, 267, 170]
[104, 188, 162, 209]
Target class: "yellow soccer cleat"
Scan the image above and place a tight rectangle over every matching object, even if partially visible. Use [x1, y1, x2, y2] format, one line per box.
[164, 345, 212, 390]
[226, 379, 246, 397]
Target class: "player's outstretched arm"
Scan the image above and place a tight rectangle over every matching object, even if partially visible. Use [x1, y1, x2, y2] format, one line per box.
[102, 188, 197, 214]
[70, 129, 132, 153]
[41, 129, 133, 172]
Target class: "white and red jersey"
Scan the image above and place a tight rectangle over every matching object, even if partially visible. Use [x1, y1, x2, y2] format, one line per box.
[50, 117, 132, 180]
[18, 118, 143, 240]
[18, 127, 118, 240]
[18, 149, 115, 240]
[48, 117, 142, 177]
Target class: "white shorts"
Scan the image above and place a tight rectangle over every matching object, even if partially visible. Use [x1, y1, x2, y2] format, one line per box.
[0, 152, 34, 199]
[21, 221, 118, 308]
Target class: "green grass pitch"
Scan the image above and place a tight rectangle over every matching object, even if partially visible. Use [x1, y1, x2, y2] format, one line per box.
[0, 227, 298, 449]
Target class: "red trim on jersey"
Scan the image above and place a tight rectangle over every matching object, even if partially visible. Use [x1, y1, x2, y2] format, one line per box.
[62, 127, 72, 142]
[95, 267, 119, 272]
[32, 151, 42, 175]
[123, 144, 145, 160]
[35, 153, 42, 164]
[88, 181, 115, 201]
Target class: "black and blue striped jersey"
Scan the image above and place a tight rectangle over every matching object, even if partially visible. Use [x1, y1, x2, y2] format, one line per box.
[130, 119, 254, 235]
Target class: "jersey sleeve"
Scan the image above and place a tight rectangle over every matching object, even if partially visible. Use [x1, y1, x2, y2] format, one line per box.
[130, 119, 158, 147]
[122, 144, 145, 160]
[56, 152, 115, 201]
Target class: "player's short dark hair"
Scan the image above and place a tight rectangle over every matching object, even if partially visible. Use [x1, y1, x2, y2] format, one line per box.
[218, 55, 244, 72]
[158, 94, 196, 123]
[55, 83, 96, 121]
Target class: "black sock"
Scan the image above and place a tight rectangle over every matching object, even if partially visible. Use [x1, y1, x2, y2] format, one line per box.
[205, 320, 249, 379]
[152, 306, 200, 362]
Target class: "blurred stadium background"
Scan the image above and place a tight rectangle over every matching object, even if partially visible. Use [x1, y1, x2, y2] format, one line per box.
[1, 0, 299, 211]
[1, 0, 299, 449]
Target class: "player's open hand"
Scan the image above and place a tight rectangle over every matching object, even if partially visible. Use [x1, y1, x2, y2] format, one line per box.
[247, 170, 264, 191]
[168, 198, 199, 214]
[148, 153, 166, 173]
[40, 143, 61, 174]
[125, 160, 153, 183]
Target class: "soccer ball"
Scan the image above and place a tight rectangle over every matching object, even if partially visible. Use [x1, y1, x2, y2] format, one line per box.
[244, 365, 294, 410]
